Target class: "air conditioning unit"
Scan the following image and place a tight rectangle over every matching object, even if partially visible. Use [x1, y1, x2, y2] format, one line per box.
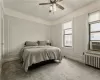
[91, 42, 100, 51]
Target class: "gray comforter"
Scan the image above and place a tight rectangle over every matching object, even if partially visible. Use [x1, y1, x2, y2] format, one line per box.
[20, 46, 62, 72]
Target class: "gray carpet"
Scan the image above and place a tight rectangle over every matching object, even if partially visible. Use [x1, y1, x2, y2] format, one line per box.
[2, 58, 100, 80]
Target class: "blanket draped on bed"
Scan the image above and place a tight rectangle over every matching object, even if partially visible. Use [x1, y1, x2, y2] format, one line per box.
[20, 46, 62, 72]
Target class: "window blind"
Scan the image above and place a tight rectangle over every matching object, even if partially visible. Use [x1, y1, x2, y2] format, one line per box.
[89, 11, 100, 22]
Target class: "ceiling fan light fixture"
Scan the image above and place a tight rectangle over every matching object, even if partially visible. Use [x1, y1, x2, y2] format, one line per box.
[39, 0, 64, 13]
[50, 5, 53, 11]
[53, 4, 56, 11]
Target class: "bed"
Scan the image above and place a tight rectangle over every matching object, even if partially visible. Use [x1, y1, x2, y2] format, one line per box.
[20, 41, 62, 72]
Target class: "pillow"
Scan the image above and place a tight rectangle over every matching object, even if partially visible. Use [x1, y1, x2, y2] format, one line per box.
[38, 41, 47, 46]
[25, 41, 38, 46]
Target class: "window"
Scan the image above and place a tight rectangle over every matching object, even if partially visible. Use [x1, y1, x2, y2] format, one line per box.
[89, 11, 100, 22]
[63, 21, 72, 47]
[89, 11, 100, 51]
[90, 23, 100, 41]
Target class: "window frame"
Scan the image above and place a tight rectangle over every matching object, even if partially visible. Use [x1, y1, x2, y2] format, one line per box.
[63, 21, 73, 47]
[89, 21, 100, 50]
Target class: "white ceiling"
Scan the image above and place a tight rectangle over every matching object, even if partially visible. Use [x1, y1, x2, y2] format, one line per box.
[3, 0, 98, 21]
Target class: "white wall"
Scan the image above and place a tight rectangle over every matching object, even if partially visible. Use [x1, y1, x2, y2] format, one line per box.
[51, 14, 88, 63]
[3, 15, 51, 61]
[3, 0, 100, 63]
[4, 8, 51, 26]
[0, 2, 1, 62]
[0, 2, 2, 76]
[51, 0, 100, 63]
[0, 0, 3, 77]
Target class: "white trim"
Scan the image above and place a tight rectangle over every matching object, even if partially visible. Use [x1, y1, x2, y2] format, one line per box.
[2, 56, 20, 63]
[2, 54, 20, 63]
[0, 0, 1, 3]
[4, 8, 52, 26]
[62, 20, 73, 47]
[64, 54, 84, 63]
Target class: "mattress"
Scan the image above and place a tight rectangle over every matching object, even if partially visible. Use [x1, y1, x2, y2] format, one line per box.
[20, 46, 62, 72]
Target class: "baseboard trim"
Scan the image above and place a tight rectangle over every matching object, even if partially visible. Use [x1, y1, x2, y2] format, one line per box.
[2, 56, 20, 63]
[64, 55, 84, 64]
[2, 54, 84, 64]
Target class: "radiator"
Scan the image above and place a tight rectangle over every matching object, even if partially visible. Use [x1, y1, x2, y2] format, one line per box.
[85, 53, 100, 69]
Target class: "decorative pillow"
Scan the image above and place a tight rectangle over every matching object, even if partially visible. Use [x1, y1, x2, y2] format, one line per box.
[25, 41, 38, 46]
[38, 41, 47, 46]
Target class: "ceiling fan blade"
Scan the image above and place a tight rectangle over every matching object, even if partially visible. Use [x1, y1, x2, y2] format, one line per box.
[50, 0, 55, 3]
[50, 0, 52, 3]
[56, 3, 64, 10]
[56, 0, 63, 2]
[39, 3, 51, 5]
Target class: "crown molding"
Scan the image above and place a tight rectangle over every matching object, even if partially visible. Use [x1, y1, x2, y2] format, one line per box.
[0, 0, 2, 7]
[0, 0, 4, 10]
[4, 8, 52, 26]
[3, 0, 100, 26]
[52, 0, 100, 25]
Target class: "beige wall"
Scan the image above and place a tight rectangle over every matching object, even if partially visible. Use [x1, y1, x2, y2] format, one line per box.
[3, 15, 51, 61]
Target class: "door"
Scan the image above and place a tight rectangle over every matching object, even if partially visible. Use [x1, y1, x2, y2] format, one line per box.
[0, 1, 1, 63]
[0, 1, 2, 77]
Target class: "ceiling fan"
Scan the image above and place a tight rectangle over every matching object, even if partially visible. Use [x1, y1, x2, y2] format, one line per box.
[39, 0, 64, 12]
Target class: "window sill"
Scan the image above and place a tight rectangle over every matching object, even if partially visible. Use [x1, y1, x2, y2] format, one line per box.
[64, 46, 72, 47]
[62, 46, 73, 49]
[86, 50, 100, 56]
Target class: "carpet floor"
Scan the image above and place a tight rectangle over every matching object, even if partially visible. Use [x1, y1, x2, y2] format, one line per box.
[2, 58, 100, 80]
